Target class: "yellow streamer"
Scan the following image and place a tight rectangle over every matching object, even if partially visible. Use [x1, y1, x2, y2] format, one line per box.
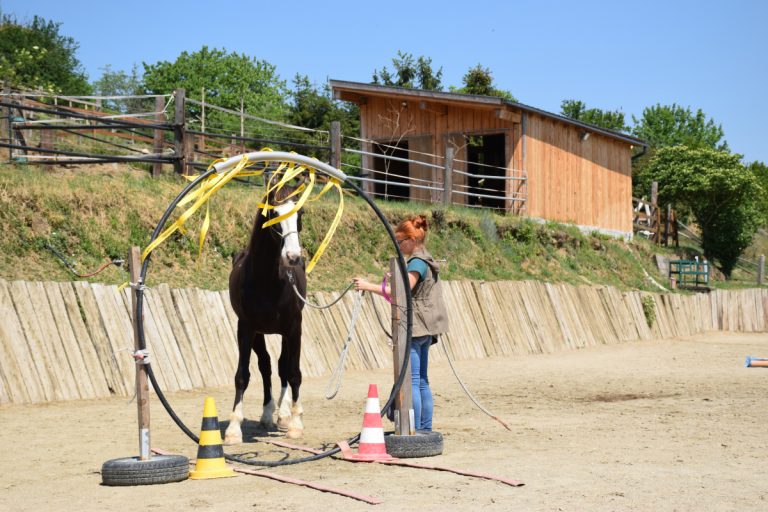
[140, 150, 345, 275]
[141, 155, 250, 261]
[305, 178, 343, 274]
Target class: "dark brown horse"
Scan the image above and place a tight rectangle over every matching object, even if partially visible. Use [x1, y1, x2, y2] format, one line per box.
[224, 185, 307, 442]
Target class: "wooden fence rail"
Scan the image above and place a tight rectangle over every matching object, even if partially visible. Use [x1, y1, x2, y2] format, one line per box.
[0, 278, 766, 405]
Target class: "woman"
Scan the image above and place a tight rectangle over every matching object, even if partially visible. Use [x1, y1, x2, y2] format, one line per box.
[353, 214, 449, 432]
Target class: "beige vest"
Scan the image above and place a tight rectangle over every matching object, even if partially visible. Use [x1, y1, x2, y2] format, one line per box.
[408, 247, 449, 337]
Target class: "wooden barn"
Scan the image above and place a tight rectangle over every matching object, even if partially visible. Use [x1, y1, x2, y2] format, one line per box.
[330, 80, 647, 238]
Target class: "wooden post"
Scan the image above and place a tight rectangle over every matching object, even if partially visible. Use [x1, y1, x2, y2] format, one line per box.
[665, 203, 672, 247]
[152, 96, 164, 177]
[41, 129, 54, 172]
[758, 255, 765, 286]
[390, 257, 414, 436]
[173, 88, 186, 175]
[329, 121, 341, 169]
[651, 182, 659, 245]
[200, 87, 206, 154]
[444, 145, 454, 206]
[3, 87, 14, 162]
[129, 246, 151, 461]
[2, 86, 10, 162]
[240, 97, 245, 154]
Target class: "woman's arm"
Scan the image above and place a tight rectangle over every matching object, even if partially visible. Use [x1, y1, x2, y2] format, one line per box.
[353, 272, 419, 297]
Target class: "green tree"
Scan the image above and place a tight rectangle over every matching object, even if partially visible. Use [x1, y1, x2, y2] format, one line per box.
[747, 160, 768, 226]
[632, 104, 727, 150]
[0, 14, 90, 94]
[287, 74, 360, 159]
[638, 146, 763, 277]
[372, 51, 443, 90]
[92, 64, 147, 113]
[142, 46, 289, 124]
[560, 99, 628, 132]
[450, 64, 517, 101]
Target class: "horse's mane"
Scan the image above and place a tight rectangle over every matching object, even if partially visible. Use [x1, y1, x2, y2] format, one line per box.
[269, 182, 301, 204]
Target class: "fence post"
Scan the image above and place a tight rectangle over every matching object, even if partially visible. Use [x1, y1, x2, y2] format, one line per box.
[665, 203, 672, 247]
[390, 257, 414, 436]
[41, 128, 54, 172]
[650, 182, 659, 244]
[2, 86, 10, 162]
[758, 255, 765, 286]
[240, 97, 245, 154]
[200, 87, 206, 155]
[173, 88, 186, 175]
[443, 145, 454, 206]
[152, 96, 164, 178]
[329, 121, 341, 170]
[128, 246, 151, 460]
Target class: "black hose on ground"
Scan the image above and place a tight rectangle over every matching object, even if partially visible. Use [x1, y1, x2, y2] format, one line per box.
[134, 162, 413, 467]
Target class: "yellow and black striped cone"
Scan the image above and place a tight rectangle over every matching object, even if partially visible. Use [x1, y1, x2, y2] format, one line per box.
[189, 397, 237, 479]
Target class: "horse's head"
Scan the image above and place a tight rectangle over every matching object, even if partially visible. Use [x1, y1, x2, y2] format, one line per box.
[268, 185, 304, 268]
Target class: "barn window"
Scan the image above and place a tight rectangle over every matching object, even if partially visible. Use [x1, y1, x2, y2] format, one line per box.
[466, 133, 506, 210]
[372, 140, 410, 201]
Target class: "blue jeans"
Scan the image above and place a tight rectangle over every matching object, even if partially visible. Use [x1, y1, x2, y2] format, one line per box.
[410, 335, 434, 431]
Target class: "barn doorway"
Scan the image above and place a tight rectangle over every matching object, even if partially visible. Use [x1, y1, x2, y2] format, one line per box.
[467, 133, 506, 209]
[373, 140, 410, 201]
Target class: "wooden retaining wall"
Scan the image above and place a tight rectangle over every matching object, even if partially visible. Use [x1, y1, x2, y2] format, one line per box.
[1, 278, 766, 405]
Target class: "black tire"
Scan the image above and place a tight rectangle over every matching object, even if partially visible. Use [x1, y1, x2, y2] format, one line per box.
[385, 430, 443, 458]
[101, 455, 189, 486]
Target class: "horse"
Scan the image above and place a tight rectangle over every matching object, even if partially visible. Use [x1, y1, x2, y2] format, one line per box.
[223, 183, 308, 443]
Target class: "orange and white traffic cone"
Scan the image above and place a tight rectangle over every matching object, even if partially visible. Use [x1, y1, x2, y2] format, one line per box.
[347, 384, 395, 462]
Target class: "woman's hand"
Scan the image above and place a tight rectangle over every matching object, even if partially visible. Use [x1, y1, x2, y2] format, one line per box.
[353, 277, 372, 292]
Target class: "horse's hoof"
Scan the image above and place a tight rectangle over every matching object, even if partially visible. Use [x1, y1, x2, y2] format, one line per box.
[277, 418, 291, 432]
[285, 428, 303, 439]
[223, 434, 242, 446]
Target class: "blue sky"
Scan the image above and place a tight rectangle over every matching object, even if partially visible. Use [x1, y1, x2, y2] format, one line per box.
[4, 0, 767, 163]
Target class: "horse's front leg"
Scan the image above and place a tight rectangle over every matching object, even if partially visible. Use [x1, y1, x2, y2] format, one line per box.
[224, 322, 252, 445]
[252, 333, 276, 429]
[277, 326, 303, 439]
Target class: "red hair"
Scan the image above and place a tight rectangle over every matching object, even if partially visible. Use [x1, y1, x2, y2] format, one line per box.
[396, 214, 428, 244]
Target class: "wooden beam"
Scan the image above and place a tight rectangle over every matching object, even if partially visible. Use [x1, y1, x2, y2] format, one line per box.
[495, 108, 521, 123]
[419, 101, 447, 115]
[334, 90, 367, 104]
[390, 257, 413, 436]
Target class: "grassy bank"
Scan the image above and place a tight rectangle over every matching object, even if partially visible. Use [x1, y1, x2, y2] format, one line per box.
[0, 163, 760, 292]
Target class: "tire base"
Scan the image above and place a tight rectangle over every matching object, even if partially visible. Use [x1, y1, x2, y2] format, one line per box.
[101, 454, 189, 486]
[385, 430, 443, 458]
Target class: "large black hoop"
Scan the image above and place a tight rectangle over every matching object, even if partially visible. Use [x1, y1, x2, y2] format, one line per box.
[135, 152, 413, 467]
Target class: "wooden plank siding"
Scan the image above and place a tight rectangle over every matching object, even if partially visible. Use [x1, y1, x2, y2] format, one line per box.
[524, 114, 633, 234]
[335, 82, 637, 235]
[2, 277, 764, 404]
[362, 96, 515, 208]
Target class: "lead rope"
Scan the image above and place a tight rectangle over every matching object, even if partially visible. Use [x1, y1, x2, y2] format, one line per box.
[325, 290, 365, 399]
[287, 269, 355, 310]
[368, 301, 511, 431]
[439, 336, 512, 431]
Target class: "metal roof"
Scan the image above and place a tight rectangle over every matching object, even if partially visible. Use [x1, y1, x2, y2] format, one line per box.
[330, 79, 647, 148]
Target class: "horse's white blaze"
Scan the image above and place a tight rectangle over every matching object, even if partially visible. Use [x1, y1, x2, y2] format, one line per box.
[274, 201, 301, 265]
